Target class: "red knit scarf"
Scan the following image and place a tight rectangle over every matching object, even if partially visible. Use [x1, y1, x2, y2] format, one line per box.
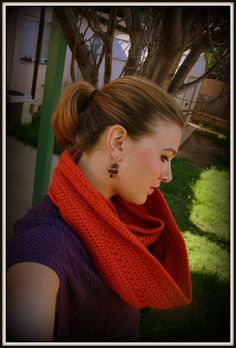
[48, 150, 192, 309]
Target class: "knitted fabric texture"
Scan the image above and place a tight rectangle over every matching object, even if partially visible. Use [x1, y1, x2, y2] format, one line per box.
[48, 150, 192, 309]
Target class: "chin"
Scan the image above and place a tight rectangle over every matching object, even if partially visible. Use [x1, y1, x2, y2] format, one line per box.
[118, 189, 148, 205]
[129, 195, 148, 205]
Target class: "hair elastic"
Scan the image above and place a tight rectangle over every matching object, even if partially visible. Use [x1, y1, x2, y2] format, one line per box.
[89, 89, 97, 101]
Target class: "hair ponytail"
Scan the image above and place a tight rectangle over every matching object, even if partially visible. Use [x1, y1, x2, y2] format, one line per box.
[51, 81, 95, 148]
[52, 76, 186, 157]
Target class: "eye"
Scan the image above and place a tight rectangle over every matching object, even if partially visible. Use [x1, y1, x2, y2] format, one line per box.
[161, 155, 170, 163]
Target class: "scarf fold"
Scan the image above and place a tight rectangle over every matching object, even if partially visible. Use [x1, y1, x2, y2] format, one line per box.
[48, 151, 192, 309]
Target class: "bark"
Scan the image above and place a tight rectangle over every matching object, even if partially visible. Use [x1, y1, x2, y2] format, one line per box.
[172, 53, 229, 96]
[55, 6, 229, 91]
[152, 51, 184, 90]
[124, 34, 144, 75]
[96, 44, 105, 70]
[84, 9, 106, 41]
[103, 8, 117, 84]
[182, 8, 207, 49]
[168, 44, 203, 94]
[141, 14, 162, 78]
[122, 8, 146, 75]
[172, 62, 220, 95]
[55, 8, 98, 86]
[85, 8, 117, 84]
[142, 45, 157, 78]
[168, 28, 229, 94]
[150, 8, 185, 90]
[148, 7, 229, 91]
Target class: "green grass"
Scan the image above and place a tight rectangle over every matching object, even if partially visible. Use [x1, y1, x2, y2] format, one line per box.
[190, 168, 230, 244]
[184, 232, 229, 282]
[141, 272, 230, 342]
[192, 120, 230, 152]
[198, 129, 230, 154]
[8, 114, 40, 147]
[140, 158, 230, 342]
[192, 119, 229, 136]
[8, 114, 63, 155]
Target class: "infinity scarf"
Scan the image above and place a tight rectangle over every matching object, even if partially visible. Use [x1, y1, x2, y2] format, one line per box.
[48, 150, 192, 309]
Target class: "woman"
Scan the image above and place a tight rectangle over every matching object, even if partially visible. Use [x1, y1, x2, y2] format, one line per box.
[7, 76, 192, 342]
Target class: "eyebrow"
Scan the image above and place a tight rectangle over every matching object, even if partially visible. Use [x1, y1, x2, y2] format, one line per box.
[162, 148, 177, 155]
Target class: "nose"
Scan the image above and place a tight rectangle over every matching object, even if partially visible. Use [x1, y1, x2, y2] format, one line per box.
[160, 163, 173, 183]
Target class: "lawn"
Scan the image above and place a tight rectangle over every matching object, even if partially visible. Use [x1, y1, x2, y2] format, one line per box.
[8, 114, 62, 155]
[140, 155, 230, 342]
[8, 117, 231, 343]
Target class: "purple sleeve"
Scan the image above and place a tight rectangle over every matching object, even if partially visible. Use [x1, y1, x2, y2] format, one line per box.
[7, 224, 66, 281]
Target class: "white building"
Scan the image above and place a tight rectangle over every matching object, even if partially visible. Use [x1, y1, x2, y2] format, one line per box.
[6, 6, 207, 124]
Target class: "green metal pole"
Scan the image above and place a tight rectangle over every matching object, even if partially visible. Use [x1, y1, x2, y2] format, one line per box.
[32, 11, 67, 206]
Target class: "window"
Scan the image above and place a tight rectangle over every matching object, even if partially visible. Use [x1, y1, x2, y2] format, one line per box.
[41, 22, 51, 63]
[20, 16, 51, 64]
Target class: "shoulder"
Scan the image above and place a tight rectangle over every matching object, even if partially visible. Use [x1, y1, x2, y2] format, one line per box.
[10, 195, 81, 249]
[7, 196, 93, 277]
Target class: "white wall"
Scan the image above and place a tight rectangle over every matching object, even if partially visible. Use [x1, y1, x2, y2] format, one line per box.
[8, 7, 52, 103]
[7, 12, 91, 104]
[174, 51, 207, 112]
[8, 9, 206, 113]
[6, 8, 17, 88]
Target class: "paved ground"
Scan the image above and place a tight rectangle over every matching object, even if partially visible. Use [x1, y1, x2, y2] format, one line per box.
[6, 136, 59, 241]
[5, 124, 196, 242]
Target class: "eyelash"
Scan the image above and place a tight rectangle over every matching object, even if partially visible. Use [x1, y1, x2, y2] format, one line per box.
[161, 155, 170, 163]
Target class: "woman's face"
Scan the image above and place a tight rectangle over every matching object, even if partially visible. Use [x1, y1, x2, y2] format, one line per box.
[113, 121, 183, 205]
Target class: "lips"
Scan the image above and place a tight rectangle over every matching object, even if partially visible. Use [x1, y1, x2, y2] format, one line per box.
[148, 185, 160, 195]
[148, 187, 155, 195]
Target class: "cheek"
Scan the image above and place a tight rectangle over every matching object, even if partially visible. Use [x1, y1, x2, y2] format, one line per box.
[122, 148, 159, 183]
[123, 149, 147, 175]
[136, 148, 161, 176]
[116, 153, 160, 204]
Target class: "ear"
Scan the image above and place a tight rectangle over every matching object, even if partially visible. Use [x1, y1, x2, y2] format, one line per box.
[105, 125, 127, 159]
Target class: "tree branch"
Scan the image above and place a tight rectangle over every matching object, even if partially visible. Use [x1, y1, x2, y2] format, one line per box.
[96, 43, 105, 70]
[84, 9, 106, 41]
[172, 57, 225, 96]
[206, 13, 229, 68]
[161, 7, 183, 49]
[103, 8, 117, 84]
[55, 7, 98, 86]
[123, 8, 132, 34]
[70, 22, 80, 82]
[169, 24, 229, 94]
[181, 90, 226, 116]
[168, 44, 203, 94]
[122, 8, 147, 76]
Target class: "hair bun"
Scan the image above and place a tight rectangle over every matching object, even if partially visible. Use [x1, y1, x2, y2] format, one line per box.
[52, 81, 95, 147]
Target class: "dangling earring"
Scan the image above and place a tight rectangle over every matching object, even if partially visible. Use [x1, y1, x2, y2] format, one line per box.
[108, 160, 119, 178]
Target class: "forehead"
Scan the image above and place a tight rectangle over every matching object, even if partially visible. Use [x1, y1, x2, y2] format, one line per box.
[149, 121, 183, 146]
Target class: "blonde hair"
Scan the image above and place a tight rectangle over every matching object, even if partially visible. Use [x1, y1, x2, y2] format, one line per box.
[52, 76, 186, 156]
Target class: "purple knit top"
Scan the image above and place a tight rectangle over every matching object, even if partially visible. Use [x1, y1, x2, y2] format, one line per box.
[7, 196, 140, 342]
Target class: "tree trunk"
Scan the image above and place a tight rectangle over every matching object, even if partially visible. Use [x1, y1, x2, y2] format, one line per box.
[123, 34, 144, 75]
[122, 8, 145, 76]
[150, 8, 185, 90]
[55, 7, 229, 92]
[55, 8, 98, 86]
[142, 44, 157, 78]
[104, 8, 117, 85]
[168, 28, 229, 94]
[152, 50, 184, 90]
[168, 44, 203, 94]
